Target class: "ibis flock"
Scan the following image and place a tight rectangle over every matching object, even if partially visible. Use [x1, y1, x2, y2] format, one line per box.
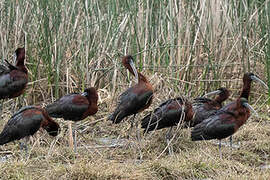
[0, 48, 268, 158]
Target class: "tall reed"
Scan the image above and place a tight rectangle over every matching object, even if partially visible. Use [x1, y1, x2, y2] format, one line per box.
[0, 0, 268, 104]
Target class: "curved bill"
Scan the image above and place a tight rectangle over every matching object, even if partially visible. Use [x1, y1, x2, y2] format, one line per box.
[81, 92, 88, 96]
[203, 90, 221, 97]
[251, 75, 269, 90]
[13, 53, 17, 65]
[243, 102, 259, 117]
[129, 60, 138, 83]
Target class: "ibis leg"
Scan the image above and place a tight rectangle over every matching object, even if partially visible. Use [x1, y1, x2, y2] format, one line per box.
[219, 140, 222, 159]
[68, 122, 74, 152]
[73, 124, 77, 154]
[19, 142, 28, 158]
[0, 100, 3, 114]
[128, 114, 136, 139]
[133, 115, 143, 160]
[165, 127, 174, 156]
[19, 142, 24, 152]
[134, 115, 141, 142]
[229, 136, 232, 148]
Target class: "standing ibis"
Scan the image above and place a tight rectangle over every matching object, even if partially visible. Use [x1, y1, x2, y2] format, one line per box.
[141, 97, 194, 155]
[191, 97, 257, 158]
[0, 48, 27, 108]
[191, 87, 230, 127]
[108, 55, 153, 140]
[191, 73, 268, 157]
[45, 87, 98, 153]
[227, 72, 268, 145]
[0, 106, 60, 154]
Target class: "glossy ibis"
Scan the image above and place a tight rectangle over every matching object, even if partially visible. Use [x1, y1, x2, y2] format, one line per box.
[0, 106, 60, 154]
[191, 87, 231, 127]
[191, 73, 268, 157]
[141, 97, 194, 155]
[45, 87, 98, 153]
[108, 55, 153, 140]
[226, 72, 268, 146]
[0, 48, 28, 112]
[191, 97, 257, 158]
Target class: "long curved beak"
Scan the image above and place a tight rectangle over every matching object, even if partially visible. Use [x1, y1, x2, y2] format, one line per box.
[243, 102, 259, 117]
[13, 53, 17, 65]
[129, 60, 138, 83]
[81, 92, 88, 96]
[203, 90, 221, 97]
[251, 75, 269, 90]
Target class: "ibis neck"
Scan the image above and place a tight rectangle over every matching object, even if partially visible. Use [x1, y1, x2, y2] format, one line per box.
[240, 81, 251, 99]
[87, 92, 98, 105]
[17, 65, 27, 74]
[16, 58, 25, 66]
[16, 57, 27, 73]
[138, 72, 148, 83]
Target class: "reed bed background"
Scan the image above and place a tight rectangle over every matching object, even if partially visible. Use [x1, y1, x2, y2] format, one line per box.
[0, 0, 270, 179]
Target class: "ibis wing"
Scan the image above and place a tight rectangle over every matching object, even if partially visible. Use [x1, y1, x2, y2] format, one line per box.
[0, 107, 43, 145]
[193, 97, 213, 104]
[191, 96, 223, 127]
[10, 106, 40, 118]
[191, 112, 236, 141]
[141, 97, 185, 132]
[191, 104, 218, 127]
[118, 87, 152, 113]
[109, 88, 153, 124]
[45, 94, 89, 121]
[0, 71, 27, 99]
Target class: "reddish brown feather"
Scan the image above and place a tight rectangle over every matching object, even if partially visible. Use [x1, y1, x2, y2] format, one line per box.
[133, 72, 153, 112]
[22, 108, 42, 117]
[82, 87, 99, 118]
[109, 55, 153, 123]
[72, 96, 89, 105]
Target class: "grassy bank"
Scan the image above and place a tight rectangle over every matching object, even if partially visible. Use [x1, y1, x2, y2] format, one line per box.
[0, 0, 270, 179]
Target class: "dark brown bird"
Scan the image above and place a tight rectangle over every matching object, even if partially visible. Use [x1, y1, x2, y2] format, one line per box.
[141, 97, 194, 132]
[108, 55, 153, 138]
[191, 97, 256, 157]
[191, 87, 231, 127]
[191, 73, 268, 157]
[46, 88, 98, 121]
[45, 87, 98, 152]
[0, 48, 28, 100]
[141, 97, 194, 155]
[0, 106, 60, 153]
[109, 55, 153, 124]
